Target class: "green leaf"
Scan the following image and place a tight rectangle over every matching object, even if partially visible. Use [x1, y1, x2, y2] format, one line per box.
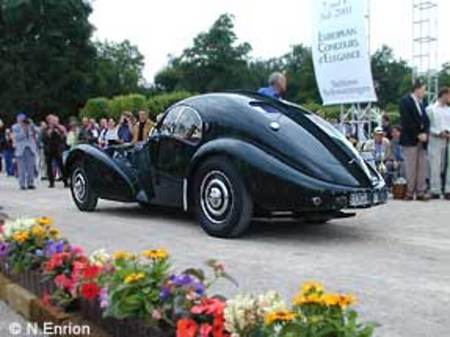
[182, 268, 205, 282]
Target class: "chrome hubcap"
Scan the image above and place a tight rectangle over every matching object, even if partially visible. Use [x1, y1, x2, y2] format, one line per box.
[200, 171, 233, 224]
[73, 171, 87, 203]
[208, 187, 224, 208]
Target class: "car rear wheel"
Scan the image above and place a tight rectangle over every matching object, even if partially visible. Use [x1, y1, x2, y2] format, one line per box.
[194, 157, 253, 238]
[70, 164, 98, 212]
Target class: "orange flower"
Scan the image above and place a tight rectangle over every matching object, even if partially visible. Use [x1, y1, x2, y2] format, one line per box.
[176, 319, 198, 337]
[338, 294, 357, 309]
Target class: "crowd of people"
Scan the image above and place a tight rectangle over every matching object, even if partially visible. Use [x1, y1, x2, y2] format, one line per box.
[0, 110, 155, 190]
[1, 74, 450, 202]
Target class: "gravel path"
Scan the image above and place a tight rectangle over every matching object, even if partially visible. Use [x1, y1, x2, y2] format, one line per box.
[1, 174, 449, 336]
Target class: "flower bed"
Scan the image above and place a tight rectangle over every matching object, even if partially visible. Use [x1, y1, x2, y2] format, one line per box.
[0, 217, 377, 337]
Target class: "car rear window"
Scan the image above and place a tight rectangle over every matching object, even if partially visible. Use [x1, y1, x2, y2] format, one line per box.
[249, 101, 281, 114]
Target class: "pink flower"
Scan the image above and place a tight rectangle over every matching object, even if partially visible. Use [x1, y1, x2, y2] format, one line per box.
[71, 245, 84, 255]
[41, 292, 51, 307]
[199, 324, 212, 337]
[152, 309, 162, 320]
[54, 274, 74, 291]
[214, 262, 225, 273]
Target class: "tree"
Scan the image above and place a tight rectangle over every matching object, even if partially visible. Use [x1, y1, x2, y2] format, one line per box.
[281, 45, 320, 104]
[154, 56, 184, 92]
[370, 45, 412, 108]
[88, 40, 145, 98]
[0, 0, 96, 123]
[438, 62, 450, 88]
[155, 14, 252, 93]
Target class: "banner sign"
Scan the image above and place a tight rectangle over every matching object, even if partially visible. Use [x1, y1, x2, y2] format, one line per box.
[311, 0, 377, 105]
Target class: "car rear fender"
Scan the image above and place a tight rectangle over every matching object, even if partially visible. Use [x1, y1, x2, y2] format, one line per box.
[186, 138, 358, 209]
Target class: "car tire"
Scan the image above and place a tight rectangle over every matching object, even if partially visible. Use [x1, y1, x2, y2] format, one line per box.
[70, 164, 98, 212]
[193, 156, 253, 238]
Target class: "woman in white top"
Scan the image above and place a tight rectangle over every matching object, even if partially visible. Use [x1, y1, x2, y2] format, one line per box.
[104, 118, 120, 146]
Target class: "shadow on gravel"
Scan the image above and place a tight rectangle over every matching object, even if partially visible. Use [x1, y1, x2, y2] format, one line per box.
[94, 203, 366, 244]
[245, 219, 367, 243]
[96, 203, 191, 220]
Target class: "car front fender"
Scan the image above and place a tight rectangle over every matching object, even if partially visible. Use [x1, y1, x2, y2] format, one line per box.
[64, 144, 138, 202]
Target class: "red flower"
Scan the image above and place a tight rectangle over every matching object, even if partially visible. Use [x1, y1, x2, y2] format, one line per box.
[72, 261, 87, 273]
[76, 255, 89, 264]
[83, 265, 101, 279]
[191, 298, 225, 316]
[212, 314, 228, 337]
[81, 283, 100, 300]
[45, 253, 64, 271]
[54, 274, 74, 291]
[61, 252, 70, 259]
[176, 319, 198, 337]
[199, 324, 212, 337]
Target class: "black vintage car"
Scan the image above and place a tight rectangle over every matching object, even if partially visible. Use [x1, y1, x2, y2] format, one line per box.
[64, 92, 387, 238]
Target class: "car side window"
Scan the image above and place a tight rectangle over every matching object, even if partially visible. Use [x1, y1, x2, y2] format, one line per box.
[159, 106, 203, 143]
[160, 106, 182, 136]
[173, 107, 203, 143]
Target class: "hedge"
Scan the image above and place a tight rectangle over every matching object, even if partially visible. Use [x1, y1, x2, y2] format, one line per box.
[146, 91, 193, 120]
[79, 97, 110, 120]
[79, 91, 194, 121]
[108, 94, 147, 120]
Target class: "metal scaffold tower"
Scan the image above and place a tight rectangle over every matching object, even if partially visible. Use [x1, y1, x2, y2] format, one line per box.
[412, 0, 439, 103]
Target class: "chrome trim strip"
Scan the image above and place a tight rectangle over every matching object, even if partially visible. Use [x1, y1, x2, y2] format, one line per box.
[183, 178, 188, 211]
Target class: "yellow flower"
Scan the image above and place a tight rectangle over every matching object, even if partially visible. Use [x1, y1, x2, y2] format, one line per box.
[124, 272, 145, 284]
[301, 281, 324, 295]
[36, 217, 54, 227]
[292, 292, 323, 306]
[48, 227, 60, 238]
[12, 230, 29, 243]
[142, 248, 169, 261]
[31, 225, 46, 238]
[293, 290, 357, 309]
[322, 293, 340, 307]
[265, 310, 296, 325]
[112, 250, 132, 260]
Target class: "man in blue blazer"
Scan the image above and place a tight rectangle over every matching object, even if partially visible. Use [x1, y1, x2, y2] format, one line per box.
[11, 113, 38, 190]
[399, 80, 430, 201]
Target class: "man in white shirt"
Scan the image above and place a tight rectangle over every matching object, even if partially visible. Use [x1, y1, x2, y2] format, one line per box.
[427, 87, 450, 199]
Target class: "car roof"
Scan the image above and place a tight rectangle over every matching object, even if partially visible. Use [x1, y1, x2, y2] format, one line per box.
[178, 91, 310, 119]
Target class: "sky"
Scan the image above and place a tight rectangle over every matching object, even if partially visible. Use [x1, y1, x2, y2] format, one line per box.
[89, 0, 450, 82]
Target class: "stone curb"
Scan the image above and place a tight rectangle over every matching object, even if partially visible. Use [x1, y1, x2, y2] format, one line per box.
[0, 272, 12, 300]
